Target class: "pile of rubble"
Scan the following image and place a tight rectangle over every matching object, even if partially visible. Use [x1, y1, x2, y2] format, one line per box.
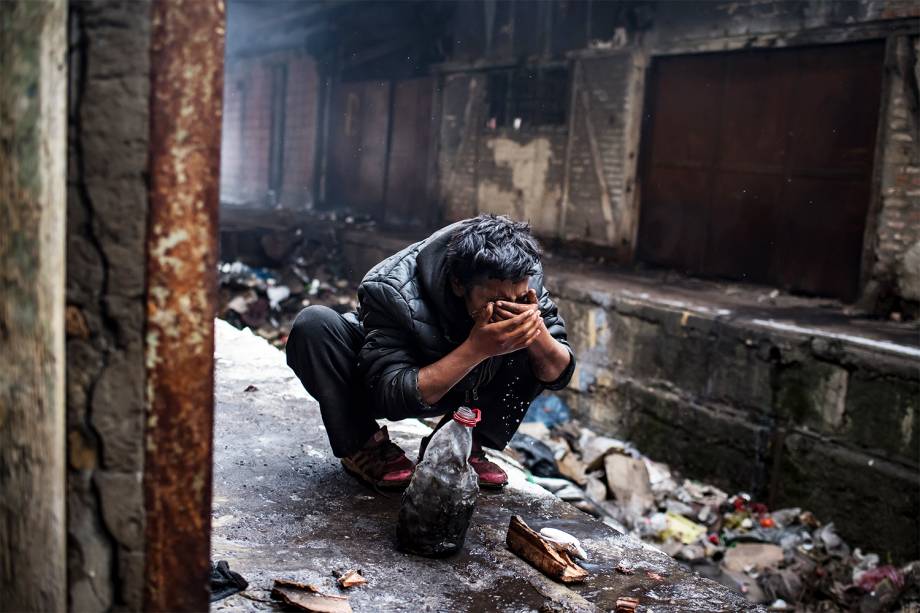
[508, 400, 920, 612]
[218, 229, 358, 348]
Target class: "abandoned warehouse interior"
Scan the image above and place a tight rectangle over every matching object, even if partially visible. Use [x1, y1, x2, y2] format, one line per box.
[1, 0, 919, 611]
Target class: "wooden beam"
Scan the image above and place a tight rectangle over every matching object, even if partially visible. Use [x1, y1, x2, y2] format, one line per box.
[0, 1, 68, 610]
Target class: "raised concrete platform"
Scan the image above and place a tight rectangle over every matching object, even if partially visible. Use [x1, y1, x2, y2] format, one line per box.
[210, 320, 757, 612]
[548, 260, 919, 562]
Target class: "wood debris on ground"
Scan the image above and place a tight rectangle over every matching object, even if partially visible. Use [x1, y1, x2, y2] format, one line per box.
[334, 569, 367, 589]
[270, 579, 353, 613]
[506, 515, 588, 584]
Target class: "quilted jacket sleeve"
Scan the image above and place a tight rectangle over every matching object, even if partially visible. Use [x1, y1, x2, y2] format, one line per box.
[534, 281, 576, 391]
[357, 281, 435, 420]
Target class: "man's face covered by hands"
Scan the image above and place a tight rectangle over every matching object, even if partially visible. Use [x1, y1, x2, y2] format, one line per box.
[453, 277, 536, 322]
[452, 277, 544, 358]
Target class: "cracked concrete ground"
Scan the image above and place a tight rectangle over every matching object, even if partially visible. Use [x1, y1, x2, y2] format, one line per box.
[210, 320, 759, 612]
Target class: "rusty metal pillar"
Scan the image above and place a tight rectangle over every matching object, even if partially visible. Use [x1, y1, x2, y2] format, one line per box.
[144, 0, 224, 610]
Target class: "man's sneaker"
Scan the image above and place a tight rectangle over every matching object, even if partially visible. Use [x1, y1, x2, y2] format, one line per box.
[341, 426, 414, 489]
[469, 442, 508, 489]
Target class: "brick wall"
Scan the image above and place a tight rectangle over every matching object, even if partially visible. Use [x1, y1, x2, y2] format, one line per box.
[221, 51, 318, 209]
[869, 36, 920, 310]
[563, 53, 643, 256]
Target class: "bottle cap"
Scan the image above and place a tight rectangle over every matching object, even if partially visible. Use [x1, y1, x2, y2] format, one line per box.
[453, 406, 481, 427]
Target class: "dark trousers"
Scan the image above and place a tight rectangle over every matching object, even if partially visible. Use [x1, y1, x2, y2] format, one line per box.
[285, 305, 542, 458]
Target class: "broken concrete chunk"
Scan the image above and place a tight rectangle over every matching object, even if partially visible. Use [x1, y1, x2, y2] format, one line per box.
[722, 543, 785, 574]
[506, 515, 588, 584]
[271, 579, 353, 613]
[604, 453, 654, 514]
[584, 474, 608, 503]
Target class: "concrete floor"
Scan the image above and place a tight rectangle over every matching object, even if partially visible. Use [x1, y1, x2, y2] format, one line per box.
[210, 320, 760, 612]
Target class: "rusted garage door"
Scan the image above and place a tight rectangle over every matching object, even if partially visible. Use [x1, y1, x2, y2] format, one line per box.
[637, 41, 884, 301]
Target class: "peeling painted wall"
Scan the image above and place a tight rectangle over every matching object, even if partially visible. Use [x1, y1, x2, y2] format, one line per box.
[477, 134, 564, 236]
[65, 1, 151, 610]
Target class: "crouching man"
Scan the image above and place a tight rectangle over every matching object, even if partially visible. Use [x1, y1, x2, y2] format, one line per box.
[286, 214, 575, 490]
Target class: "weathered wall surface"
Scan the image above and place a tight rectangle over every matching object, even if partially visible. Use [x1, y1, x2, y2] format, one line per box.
[476, 131, 566, 236]
[436, 0, 920, 310]
[550, 272, 920, 562]
[0, 1, 68, 610]
[562, 53, 644, 258]
[66, 1, 151, 609]
[439, 72, 485, 223]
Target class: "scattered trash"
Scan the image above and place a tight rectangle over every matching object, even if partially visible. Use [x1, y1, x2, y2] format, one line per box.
[218, 227, 359, 348]
[509, 433, 560, 478]
[334, 569, 367, 589]
[523, 394, 571, 427]
[604, 454, 654, 515]
[506, 515, 588, 584]
[722, 543, 784, 574]
[397, 407, 480, 557]
[270, 579, 352, 613]
[209, 560, 248, 602]
[510, 409, 920, 611]
[615, 595, 639, 613]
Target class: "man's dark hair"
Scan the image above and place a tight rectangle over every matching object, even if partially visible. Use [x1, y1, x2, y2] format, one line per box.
[446, 214, 542, 288]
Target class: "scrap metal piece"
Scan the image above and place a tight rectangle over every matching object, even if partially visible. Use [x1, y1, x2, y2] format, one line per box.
[506, 516, 589, 584]
[271, 579, 353, 613]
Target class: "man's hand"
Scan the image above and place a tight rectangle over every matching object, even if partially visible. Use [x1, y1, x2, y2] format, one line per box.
[493, 288, 540, 321]
[467, 301, 543, 360]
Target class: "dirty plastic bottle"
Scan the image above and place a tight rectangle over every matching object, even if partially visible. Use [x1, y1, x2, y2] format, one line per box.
[396, 407, 481, 557]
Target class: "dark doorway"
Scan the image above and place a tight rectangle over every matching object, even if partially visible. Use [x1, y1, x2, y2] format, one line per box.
[636, 41, 885, 301]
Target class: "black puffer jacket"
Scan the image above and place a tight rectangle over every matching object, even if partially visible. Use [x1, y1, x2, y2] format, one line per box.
[356, 221, 575, 419]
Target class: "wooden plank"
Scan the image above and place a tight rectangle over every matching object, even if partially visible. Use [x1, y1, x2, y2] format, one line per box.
[506, 516, 588, 584]
[0, 2, 68, 610]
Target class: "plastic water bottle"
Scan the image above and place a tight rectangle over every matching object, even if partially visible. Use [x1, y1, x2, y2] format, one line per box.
[396, 407, 481, 557]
